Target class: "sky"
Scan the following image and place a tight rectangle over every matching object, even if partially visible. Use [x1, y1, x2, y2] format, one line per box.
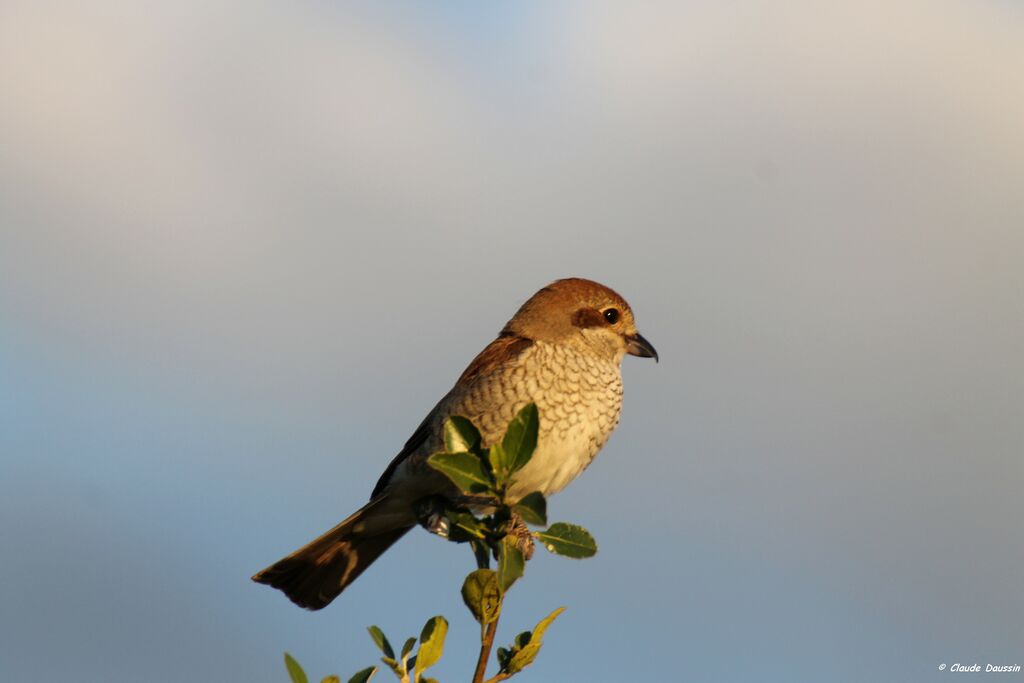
[1, 1, 1022, 681]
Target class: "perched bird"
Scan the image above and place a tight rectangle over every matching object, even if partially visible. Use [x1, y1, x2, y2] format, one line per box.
[252, 278, 657, 609]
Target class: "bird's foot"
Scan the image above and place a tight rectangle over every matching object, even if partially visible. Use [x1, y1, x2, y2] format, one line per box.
[414, 496, 450, 538]
[507, 511, 535, 561]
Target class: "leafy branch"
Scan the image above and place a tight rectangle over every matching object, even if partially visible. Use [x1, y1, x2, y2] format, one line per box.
[282, 404, 597, 683]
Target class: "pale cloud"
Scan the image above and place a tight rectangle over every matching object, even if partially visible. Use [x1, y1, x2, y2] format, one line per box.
[0, 2, 479, 255]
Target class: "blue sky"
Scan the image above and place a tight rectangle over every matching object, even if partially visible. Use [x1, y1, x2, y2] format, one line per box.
[1, 1, 1022, 681]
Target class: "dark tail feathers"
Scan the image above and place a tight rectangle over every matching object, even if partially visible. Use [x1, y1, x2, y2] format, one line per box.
[252, 500, 412, 610]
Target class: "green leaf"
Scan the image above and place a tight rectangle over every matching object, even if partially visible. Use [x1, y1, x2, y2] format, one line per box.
[366, 626, 394, 659]
[501, 403, 539, 474]
[530, 606, 565, 643]
[321, 677, 341, 683]
[461, 569, 502, 625]
[284, 653, 308, 683]
[427, 452, 493, 493]
[487, 443, 509, 486]
[534, 522, 598, 558]
[414, 616, 448, 678]
[400, 637, 416, 659]
[345, 667, 377, 683]
[479, 446, 503, 489]
[496, 646, 512, 670]
[445, 507, 488, 543]
[505, 607, 565, 674]
[496, 537, 525, 592]
[513, 491, 547, 526]
[507, 641, 540, 673]
[444, 415, 482, 454]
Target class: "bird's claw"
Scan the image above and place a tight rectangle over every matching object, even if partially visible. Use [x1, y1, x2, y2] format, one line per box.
[415, 496, 534, 560]
[507, 511, 535, 561]
[414, 496, 450, 538]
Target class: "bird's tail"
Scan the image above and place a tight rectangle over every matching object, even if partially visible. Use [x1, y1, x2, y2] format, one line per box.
[252, 496, 413, 610]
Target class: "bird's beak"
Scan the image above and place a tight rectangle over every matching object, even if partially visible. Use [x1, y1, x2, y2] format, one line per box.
[626, 332, 658, 362]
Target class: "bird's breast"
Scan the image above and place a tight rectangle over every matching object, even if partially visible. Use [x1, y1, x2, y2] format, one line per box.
[445, 341, 624, 499]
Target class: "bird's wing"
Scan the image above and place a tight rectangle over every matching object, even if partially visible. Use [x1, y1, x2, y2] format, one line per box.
[369, 333, 534, 499]
[455, 332, 534, 384]
[371, 412, 434, 499]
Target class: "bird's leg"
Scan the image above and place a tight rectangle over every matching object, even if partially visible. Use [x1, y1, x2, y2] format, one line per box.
[506, 510, 535, 561]
[450, 494, 536, 557]
[415, 494, 533, 559]
[453, 494, 534, 559]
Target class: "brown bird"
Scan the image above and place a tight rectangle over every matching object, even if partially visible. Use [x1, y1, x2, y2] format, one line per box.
[252, 278, 657, 609]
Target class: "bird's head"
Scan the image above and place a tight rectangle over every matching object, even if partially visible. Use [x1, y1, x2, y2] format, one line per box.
[503, 278, 658, 363]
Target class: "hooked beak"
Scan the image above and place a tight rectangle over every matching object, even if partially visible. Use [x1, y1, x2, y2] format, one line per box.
[626, 332, 658, 362]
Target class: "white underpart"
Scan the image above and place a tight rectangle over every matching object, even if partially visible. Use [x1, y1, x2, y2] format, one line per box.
[447, 340, 624, 500]
[384, 339, 626, 507]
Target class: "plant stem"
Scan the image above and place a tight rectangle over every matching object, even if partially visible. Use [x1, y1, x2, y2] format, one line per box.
[471, 615, 500, 683]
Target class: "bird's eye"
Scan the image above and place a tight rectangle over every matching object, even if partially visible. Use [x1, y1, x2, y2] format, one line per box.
[603, 308, 620, 324]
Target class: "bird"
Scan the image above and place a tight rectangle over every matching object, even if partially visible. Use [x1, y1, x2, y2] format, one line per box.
[252, 277, 657, 609]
